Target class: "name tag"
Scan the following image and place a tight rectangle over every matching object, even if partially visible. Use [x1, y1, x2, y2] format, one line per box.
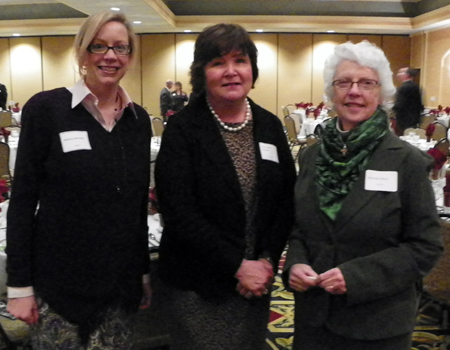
[259, 142, 279, 163]
[364, 170, 398, 192]
[59, 131, 92, 153]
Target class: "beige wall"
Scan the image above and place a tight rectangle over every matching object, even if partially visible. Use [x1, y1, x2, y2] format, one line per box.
[416, 26, 450, 108]
[0, 32, 411, 119]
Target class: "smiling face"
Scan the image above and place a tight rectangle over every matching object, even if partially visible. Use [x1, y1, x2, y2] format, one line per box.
[204, 50, 253, 105]
[83, 21, 130, 92]
[332, 60, 382, 131]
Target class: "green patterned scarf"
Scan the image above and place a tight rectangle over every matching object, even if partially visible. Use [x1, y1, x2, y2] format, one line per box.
[316, 108, 389, 221]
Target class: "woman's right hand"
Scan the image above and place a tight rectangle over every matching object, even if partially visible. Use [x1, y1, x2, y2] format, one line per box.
[7, 296, 39, 324]
[289, 263, 319, 292]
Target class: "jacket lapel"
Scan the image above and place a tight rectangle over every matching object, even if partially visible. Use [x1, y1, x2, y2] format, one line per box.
[333, 133, 408, 233]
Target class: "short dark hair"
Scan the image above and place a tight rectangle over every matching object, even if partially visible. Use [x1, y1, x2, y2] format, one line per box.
[190, 23, 259, 95]
[406, 67, 419, 78]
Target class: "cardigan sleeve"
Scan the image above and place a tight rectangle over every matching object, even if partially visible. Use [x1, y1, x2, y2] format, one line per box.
[6, 92, 53, 288]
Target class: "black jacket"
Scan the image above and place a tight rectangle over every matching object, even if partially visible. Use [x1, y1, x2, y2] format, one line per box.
[155, 95, 296, 297]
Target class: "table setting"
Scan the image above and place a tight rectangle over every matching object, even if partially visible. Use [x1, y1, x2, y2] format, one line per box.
[399, 132, 436, 152]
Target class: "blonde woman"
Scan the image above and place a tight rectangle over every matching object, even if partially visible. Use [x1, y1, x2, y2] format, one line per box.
[6, 11, 151, 350]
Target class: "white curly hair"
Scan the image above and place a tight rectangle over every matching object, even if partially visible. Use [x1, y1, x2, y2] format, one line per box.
[323, 40, 396, 108]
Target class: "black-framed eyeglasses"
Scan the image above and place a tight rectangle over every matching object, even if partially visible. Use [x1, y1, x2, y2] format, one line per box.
[332, 79, 380, 91]
[87, 43, 131, 56]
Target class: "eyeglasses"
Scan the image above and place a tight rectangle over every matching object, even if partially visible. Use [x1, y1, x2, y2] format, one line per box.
[87, 43, 131, 56]
[332, 79, 380, 91]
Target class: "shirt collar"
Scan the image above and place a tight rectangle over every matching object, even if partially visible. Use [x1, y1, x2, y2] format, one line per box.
[67, 79, 137, 118]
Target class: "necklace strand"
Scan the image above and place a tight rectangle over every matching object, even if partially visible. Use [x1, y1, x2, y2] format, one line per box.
[207, 98, 251, 132]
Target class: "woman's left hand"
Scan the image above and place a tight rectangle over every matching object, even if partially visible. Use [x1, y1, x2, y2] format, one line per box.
[140, 282, 152, 309]
[318, 268, 347, 294]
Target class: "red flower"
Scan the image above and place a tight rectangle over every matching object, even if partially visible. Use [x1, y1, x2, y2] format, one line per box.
[426, 123, 436, 137]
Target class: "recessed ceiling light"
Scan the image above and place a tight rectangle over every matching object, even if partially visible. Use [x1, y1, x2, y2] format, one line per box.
[327, 30, 335, 33]
[184, 30, 192, 33]
[133, 21, 142, 24]
[111, 7, 120, 11]
[12, 33, 20, 37]
[256, 29, 264, 32]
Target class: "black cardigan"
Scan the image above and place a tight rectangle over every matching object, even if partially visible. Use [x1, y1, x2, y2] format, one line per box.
[155, 95, 296, 297]
[6, 88, 151, 324]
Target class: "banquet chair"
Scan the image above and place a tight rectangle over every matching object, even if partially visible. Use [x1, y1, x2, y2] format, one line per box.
[0, 112, 12, 128]
[434, 138, 449, 158]
[288, 113, 301, 136]
[284, 115, 306, 161]
[0, 142, 11, 184]
[431, 122, 447, 141]
[404, 128, 426, 139]
[420, 114, 436, 130]
[151, 117, 164, 145]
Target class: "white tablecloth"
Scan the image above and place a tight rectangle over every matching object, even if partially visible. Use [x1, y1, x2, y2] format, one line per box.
[299, 119, 322, 138]
[436, 115, 449, 128]
[399, 136, 436, 152]
[292, 109, 306, 123]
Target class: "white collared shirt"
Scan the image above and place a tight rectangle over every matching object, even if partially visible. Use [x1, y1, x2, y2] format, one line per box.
[67, 79, 136, 131]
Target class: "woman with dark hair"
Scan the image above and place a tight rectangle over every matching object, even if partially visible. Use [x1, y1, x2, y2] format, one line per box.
[171, 81, 188, 112]
[6, 11, 151, 350]
[155, 23, 296, 350]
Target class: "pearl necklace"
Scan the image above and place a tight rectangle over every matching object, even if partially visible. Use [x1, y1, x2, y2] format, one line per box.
[207, 98, 251, 132]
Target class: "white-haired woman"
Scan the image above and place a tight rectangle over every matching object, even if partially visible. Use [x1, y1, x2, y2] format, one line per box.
[283, 40, 443, 350]
[6, 11, 151, 350]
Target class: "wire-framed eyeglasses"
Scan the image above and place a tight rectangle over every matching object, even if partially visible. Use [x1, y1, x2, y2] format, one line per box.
[332, 79, 380, 91]
[87, 43, 131, 56]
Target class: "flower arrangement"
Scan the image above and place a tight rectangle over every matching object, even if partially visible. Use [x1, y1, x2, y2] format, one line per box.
[0, 179, 9, 203]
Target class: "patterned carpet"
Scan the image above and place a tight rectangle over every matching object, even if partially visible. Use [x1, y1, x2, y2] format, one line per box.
[265, 252, 450, 350]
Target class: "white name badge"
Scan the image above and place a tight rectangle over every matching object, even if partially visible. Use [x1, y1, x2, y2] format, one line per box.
[59, 131, 92, 153]
[259, 142, 279, 163]
[364, 170, 398, 192]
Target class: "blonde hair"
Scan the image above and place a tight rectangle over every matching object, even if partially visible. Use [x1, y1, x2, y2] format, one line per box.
[73, 11, 137, 77]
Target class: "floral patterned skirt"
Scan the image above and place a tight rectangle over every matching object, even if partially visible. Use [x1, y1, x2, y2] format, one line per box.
[30, 298, 135, 350]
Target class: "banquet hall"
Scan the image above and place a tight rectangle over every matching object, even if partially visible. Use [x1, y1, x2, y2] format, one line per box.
[0, 1, 450, 350]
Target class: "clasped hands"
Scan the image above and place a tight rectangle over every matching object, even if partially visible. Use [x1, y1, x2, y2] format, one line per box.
[289, 263, 347, 295]
[235, 259, 274, 299]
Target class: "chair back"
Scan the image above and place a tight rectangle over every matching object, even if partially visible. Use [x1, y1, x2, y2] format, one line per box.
[289, 113, 301, 135]
[281, 106, 290, 118]
[284, 115, 298, 141]
[0, 111, 12, 128]
[404, 128, 426, 139]
[0, 142, 11, 184]
[152, 117, 164, 138]
[435, 138, 449, 158]
[420, 114, 436, 130]
[431, 122, 447, 141]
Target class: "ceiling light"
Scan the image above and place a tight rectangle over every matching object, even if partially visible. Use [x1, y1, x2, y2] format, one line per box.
[184, 30, 192, 33]
[111, 7, 120, 11]
[256, 29, 264, 32]
[327, 30, 335, 33]
[12, 33, 20, 37]
[133, 21, 142, 24]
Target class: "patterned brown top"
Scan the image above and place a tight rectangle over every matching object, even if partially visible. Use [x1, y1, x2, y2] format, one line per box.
[219, 120, 258, 258]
